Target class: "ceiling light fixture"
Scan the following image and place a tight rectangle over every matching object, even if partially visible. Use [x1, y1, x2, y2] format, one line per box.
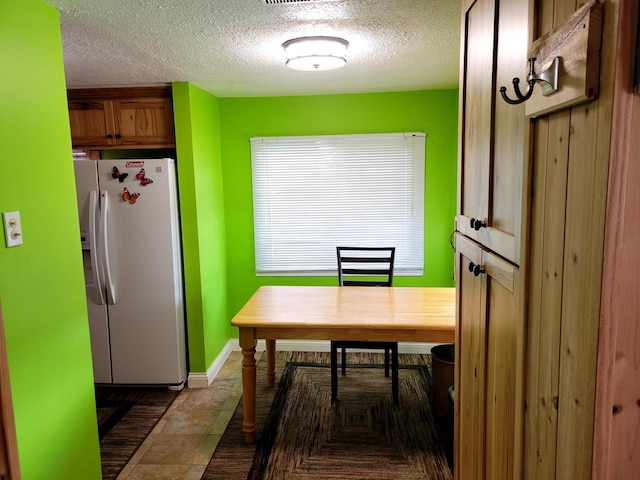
[282, 36, 349, 71]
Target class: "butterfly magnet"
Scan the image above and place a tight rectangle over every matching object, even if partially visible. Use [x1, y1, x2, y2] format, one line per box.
[112, 166, 128, 182]
[136, 168, 153, 186]
[123, 187, 140, 204]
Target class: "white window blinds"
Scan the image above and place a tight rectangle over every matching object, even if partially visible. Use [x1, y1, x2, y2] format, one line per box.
[250, 132, 426, 275]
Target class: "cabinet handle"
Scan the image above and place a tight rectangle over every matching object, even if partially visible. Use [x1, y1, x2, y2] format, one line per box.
[468, 262, 486, 277]
[106, 134, 113, 139]
[470, 218, 487, 231]
[115, 133, 122, 140]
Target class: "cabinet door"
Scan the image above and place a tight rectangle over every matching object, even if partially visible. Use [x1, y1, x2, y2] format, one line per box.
[67, 87, 175, 150]
[68, 99, 117, 148]
[455, 233, 486, 480]
[455, 234, 522, 480]
[112, 97, 175, 147]
[457, 0, 529, 265]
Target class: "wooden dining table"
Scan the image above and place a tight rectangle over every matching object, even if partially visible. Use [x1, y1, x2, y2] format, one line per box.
[231, 285, 456, 444]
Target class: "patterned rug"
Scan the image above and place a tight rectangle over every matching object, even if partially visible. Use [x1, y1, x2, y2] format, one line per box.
[203, 351, 452, 480]
[95, 386, 179, 479]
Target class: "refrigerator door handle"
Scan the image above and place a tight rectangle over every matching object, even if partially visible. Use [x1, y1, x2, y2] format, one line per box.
[89, 191, 105, 305]
[101, 190, 117, 305]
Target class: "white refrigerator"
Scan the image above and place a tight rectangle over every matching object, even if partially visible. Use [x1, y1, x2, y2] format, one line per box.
[74, 158, 187, 387]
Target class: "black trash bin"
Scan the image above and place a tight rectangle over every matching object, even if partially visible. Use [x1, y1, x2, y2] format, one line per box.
[431, 343, 455, 417]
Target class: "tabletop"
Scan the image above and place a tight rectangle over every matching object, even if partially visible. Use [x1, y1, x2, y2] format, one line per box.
[231, 285, 456, 331]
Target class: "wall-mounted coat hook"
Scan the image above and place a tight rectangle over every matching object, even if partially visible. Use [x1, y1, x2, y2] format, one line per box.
[500, 56, 561, 105]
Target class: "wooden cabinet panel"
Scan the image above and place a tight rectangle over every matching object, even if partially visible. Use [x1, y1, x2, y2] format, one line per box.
[459, 0, 494, 224]
[457, 0, 628, 476]
[456, 0, 529, 478]
[454, 235, 485, 480]
[484, 250, 520, 480]
[489, 0, 529, 265]
[593, 2, 640, 477]
[523, 1, 616, 479]
[454, 234, 522, 480]
[525, 98, 609, 480]
[524, 113, 569, 480]
[68, 99, 117, 147]
[458, 0, 494, 249]
[457, 0, 529, 266]
[113, 96, 175, 147]
[67, 87, 175, 150]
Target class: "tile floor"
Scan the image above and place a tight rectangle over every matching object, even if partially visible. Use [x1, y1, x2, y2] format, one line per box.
[116, 350, 257, 480]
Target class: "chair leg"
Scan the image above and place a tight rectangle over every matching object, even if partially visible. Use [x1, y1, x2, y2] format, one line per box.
[331, 343, 338, 402]
[341, 346, 346, 376]
[392, 344, 399, 404]
[384, 348, 390, 377]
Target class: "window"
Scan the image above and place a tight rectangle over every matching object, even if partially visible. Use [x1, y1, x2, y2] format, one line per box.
[250, 132, 426, 275]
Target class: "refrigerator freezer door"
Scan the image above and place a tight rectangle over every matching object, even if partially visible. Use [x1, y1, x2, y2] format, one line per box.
[98, 159, 186, 385]
[84, 286, 113, 383]
[88, 191, 105, 304]
[100, 190, 117, 305]
[74, 160, 113, 383]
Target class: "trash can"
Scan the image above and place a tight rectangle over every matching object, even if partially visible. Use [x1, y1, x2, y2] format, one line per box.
[431, 343, 455, 417]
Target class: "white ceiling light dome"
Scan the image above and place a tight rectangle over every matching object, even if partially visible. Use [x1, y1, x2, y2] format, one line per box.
[282, 36, 349, 71]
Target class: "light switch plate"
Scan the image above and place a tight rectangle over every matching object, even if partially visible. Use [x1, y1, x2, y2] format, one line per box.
[3, 211, 23, 247]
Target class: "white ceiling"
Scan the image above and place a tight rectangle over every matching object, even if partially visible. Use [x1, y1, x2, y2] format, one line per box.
[44, 0, 461, 98]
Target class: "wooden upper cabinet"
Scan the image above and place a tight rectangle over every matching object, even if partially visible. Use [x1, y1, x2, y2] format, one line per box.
[67, 86, 175, 150]
[457, 0, 529, 266]
[68, 99, 115, 147]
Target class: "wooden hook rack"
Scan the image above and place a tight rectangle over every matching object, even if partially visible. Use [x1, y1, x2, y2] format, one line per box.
[524, 0, 604, 118]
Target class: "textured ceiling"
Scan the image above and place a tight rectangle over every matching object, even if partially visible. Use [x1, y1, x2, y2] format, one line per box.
[44, 0, 461, 98]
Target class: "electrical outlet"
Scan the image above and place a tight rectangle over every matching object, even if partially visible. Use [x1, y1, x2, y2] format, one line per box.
[3, 211, 23, 247]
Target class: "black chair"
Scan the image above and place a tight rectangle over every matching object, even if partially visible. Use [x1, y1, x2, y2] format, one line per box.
[331, 246, 398, 404]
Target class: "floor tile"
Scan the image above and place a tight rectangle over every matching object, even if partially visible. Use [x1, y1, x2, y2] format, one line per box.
[117, 351, 244, 478]
[137, 434, 210, 465]
[125, 464, 191, 480]
[161, 409, 221, 435]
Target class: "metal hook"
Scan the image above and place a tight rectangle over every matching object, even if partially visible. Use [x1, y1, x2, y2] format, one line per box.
[500, 57, 561, 105]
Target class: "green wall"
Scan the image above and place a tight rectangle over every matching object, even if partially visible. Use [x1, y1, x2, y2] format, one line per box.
[219, 90, 458, 323]
[172, 83, 229, 373]
[0, 8, 458, 475]
[0, 1, 102, 479]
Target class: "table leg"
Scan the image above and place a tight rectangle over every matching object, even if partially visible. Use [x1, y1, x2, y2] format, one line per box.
[239, 328, 257, 444]
[266, 339, 276, 387]
[392, 344, 399, 404]
[331, 343, 338, 402]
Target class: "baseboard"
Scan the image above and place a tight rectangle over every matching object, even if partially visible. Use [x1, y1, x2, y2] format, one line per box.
[186, 340, 237, 388]
[188, 338, 448, 388]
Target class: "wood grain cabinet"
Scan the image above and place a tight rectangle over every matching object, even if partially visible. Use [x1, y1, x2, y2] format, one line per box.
[457, 0, 636, 478]
[455, 0, 529, 478]
[454, 234, 522, 480]
[457, 0, 528, 267]
[67, 86, 175, 150]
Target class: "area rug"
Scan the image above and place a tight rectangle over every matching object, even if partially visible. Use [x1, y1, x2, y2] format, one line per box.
[203, 351, 452, 480]
[95, 386, 179, 479]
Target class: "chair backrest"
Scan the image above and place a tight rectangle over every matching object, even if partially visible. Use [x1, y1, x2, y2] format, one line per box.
[336, 247, 395, 287]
